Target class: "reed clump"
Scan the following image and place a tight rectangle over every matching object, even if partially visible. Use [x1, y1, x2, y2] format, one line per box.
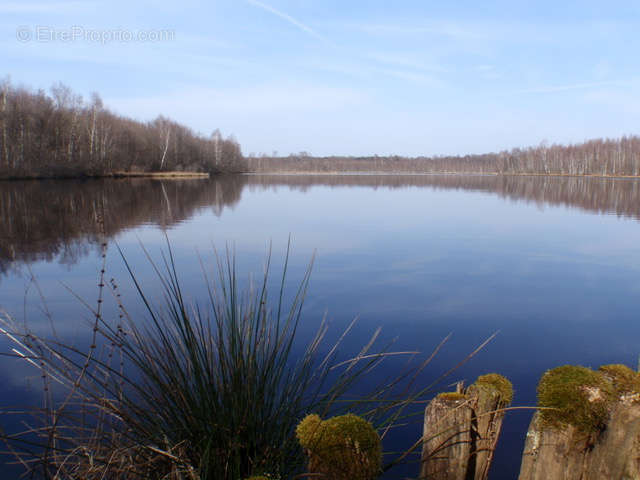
[0, 241, 469, 479]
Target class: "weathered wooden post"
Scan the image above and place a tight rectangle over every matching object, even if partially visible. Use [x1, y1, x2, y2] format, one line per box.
[421, 374, 513, 480]
[421, 390, 474, 479]
[518, 364, 640, 480]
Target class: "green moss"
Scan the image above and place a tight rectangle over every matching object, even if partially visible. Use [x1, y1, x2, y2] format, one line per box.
[474, 373, 514, 404]
[436, 392, 468, 402]
[598, 364, 640, 396]
[296, 413, 382, 480]
[537, 365, 613, 433]
[295, 413, 322, 446]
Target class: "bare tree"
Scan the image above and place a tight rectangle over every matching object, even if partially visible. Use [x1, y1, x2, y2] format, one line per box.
[0, 78, 10, 171]
[87, 92, 103, 163]
[211, 128, 222, 168]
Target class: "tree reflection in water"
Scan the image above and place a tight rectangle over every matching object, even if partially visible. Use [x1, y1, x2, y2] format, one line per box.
[2, 174, 640, 275]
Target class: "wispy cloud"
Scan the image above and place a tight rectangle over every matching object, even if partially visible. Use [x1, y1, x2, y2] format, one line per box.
[346, 21, 487, 41]
[300, 57, 444, 87]
[0, 1, 93, 14]
[517, 80, 629, 94]
[366, 52, 448, 73]
[108, 84, 368, 121]
[0, 37, 251, 82]
[583, 83, 640, 115]
[245, 0, 328, 44]
[378, 68, 441, 85]
[474, 64, 501, 80]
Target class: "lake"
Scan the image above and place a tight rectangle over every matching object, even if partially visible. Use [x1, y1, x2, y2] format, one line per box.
[2, 174, 640, 479]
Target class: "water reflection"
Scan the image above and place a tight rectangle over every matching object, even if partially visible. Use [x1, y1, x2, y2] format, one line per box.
[0, 176, 245, 275]
[245, 174, 640, 221]
[2, 173, 640, 271]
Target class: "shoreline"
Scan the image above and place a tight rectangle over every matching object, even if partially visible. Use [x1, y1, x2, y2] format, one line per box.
[3, 170, 640, 181]
[110, 171, 210, 178]
[0, 171, 210, 181]
[244, 171, 640, 180]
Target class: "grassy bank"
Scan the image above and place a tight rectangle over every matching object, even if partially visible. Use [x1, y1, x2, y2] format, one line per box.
[110, 170, 210, 178]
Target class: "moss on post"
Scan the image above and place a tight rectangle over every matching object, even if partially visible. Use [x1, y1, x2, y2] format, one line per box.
[474, 373, 514, 404]
[436, 392, 468, 402]
[521, 363, 640, 480]
[598, 364, 640, 396]
[296, 413, 382, 480]
[537, 365, 614, 433]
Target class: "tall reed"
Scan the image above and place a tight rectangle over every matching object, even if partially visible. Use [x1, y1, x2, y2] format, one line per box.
[0, 240, 492, 479]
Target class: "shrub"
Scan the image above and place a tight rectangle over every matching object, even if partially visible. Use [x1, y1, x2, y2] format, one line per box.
[0, 244, 404, 479]
[0, 240, 495, 479]
[0, 239, 461, 480]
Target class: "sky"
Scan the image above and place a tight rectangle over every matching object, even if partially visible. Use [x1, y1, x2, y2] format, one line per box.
[1, 0, 640, 157]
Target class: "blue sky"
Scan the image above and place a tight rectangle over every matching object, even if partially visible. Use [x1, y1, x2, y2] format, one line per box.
[2, 0, 640, 156]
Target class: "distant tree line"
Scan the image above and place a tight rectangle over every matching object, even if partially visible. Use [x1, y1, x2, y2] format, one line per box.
[246, 136, 640, 177]
[0, 78, 244, 178]
[4, 76, 638, 179]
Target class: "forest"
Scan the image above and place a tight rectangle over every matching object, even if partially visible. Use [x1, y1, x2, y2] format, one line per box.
[2, 77, 640, 179]
[246, 136, 640, 177]
[0, 78, 244, 178]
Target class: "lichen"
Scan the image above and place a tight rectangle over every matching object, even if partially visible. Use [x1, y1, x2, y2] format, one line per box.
[537, 365, 613, 433]
[598, 364, 640, 396]
[474, 373, 514, 404]
[436, 392, 468, 402]
[296, 413, 382, 480]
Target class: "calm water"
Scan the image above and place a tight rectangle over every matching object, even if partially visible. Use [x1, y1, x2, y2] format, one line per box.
[2, 174, 640, 479]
